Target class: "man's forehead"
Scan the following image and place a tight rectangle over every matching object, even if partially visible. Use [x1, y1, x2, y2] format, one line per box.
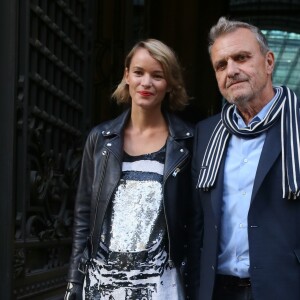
[211, 30, 259, 57]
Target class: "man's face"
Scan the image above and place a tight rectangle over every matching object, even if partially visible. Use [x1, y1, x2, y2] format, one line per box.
[210, 28, 274, 107]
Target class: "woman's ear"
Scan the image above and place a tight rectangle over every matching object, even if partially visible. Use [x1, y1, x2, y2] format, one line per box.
[125, 68, 129, 84]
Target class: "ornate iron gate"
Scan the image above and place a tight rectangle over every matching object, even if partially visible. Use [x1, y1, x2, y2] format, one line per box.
[12, 1, 93, 298]
[0, 0, 149, 298]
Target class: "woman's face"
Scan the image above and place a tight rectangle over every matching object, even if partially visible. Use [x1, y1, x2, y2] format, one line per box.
[125, 48, 169, 111]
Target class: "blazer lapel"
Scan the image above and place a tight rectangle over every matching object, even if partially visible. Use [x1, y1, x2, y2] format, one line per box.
[211, 155, 225, 221]
[251, 120, 281, 201]
[209, 120, 281, 215]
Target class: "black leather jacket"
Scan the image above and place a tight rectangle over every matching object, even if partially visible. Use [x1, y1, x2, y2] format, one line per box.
[67, 109, 194, 285]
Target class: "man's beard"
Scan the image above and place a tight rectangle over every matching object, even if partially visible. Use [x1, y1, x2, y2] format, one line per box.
[224, 76, 251, 106]
[225, 89, 252, 107]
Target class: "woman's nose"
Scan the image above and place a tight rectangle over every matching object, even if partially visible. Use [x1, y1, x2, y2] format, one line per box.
[141, 74, 152, 87]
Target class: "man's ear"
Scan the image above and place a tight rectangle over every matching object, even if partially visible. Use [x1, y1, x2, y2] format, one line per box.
[266, 51, 275, 74]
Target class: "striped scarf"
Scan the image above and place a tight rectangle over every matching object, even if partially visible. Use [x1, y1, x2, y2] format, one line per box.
[197, 86, 300, 199]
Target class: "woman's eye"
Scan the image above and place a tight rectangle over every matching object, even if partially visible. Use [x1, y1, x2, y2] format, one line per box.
[153, 73, 164, 79]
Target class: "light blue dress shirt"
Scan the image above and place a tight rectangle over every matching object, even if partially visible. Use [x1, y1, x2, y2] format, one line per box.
[217, 98, 276, 278]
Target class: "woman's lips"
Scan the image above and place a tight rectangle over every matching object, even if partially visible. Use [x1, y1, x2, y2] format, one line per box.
[138, 91, 153, 96]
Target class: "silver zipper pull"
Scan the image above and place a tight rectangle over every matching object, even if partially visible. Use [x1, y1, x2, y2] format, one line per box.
[172, 167, 180, 177]
[168, 259, 174, 268]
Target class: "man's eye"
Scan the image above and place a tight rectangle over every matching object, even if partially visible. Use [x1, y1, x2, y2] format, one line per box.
[237, 54, 250, 62]
[216, 63, 226, 71]
[238, 55, 246, 61]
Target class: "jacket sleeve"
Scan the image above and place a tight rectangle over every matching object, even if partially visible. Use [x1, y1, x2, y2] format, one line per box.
[66, 130, 96, 284]
[186, 124, 204, 299]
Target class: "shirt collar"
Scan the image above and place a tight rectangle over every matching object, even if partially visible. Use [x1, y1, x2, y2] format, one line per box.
[233, 93, 277, 129]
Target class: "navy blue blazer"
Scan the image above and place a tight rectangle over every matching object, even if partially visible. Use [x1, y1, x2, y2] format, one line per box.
[189, 113, 300, 300]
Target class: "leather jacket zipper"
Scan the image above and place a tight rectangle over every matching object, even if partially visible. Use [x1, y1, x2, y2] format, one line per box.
[90, 149, 110, 255]
[172, 167, 180, 177]
[163, 154, 188, 267]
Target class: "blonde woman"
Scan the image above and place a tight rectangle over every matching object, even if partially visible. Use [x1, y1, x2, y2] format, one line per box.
[65, 39, 194, 300]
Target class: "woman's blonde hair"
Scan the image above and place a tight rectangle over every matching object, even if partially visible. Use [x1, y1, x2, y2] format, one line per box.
[112, 39, 189, 111]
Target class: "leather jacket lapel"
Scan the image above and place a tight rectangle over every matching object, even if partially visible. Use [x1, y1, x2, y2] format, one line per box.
[164, 137, 189, 179]
[163, 112, 193, 178]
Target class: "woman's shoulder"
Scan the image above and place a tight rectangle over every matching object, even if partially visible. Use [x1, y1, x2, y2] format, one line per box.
[166, 112, 195, 135]
[88, 109, 130, 138]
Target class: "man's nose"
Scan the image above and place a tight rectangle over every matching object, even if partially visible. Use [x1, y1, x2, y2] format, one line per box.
[226, 59, 240, 77]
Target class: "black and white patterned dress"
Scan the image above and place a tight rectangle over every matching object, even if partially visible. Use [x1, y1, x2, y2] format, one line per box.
[83, 146, 184, 300]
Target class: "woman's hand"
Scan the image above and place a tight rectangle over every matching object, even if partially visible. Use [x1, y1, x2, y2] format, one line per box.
[64, 282, 83, 300]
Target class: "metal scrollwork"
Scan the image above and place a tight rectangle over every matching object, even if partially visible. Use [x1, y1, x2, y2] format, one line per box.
[27, 119, 82, 241]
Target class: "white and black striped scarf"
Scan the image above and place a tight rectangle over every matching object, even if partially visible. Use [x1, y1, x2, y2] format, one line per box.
[197, 86, 300, 199]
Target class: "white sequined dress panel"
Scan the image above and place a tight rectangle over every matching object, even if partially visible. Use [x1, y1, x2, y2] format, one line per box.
[109, 179, 163, 252]
[101, 152, 165, 253]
